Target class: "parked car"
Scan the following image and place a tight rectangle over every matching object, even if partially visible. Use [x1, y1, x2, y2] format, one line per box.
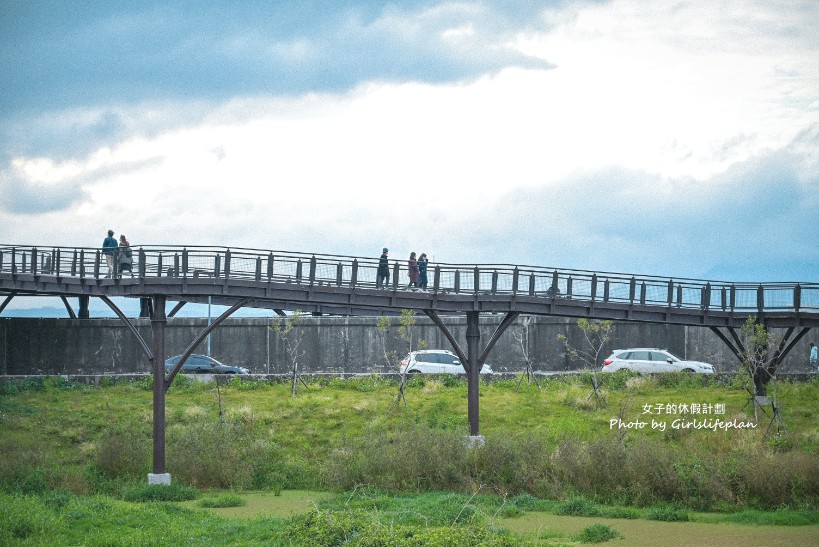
[399, 350, 493, 375]
[164, 354, 250, 375]
[601, 348, 714, 374]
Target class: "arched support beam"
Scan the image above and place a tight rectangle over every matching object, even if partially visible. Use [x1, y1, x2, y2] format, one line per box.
[60, 296, 77, 319]
[164, 298, 249, 391]
[709, 326, 743, 364]
[773, 327, 810, 365]
[168, 300, 187, 318]
[0, 291, 16, 315]
[423, 309, 467, 365]
[99, 295, 154, 361]
[479, 312, 520, 365]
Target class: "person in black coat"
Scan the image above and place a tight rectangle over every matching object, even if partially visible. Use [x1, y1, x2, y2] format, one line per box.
[376, 248, 390, 289]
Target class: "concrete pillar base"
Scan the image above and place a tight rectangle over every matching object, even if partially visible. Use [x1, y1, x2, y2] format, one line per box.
[148, 473, 171, 485]
[465, 435, 485, 448]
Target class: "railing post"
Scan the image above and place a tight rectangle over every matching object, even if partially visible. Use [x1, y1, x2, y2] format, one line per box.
[336, 263, 343, 286]
[309, 255, 317, 285]
[0, 249, 3, 272]
[55, 248, 61, 275]
[267, 253, 274, 281]
[566, 276, 573, 298]
[71, 250, 77, 276]
[591, 274, 597, 301]
[454, 270, 461, 293]
[392, 262, 399, 290]
[94, 250, 101, 278]
[676, 285, 682, 307]
[224, 249, 231, 279]
[528, 273, 535, 296]
[139, 249, 146, 277]
[214, 254, 221, 278]
[603, 279, 610, 302]
[255, 257, 262, 281]
[757, 285, 764, 315]
[473, 267, 480, 293]
[296, 259, 303, 283]
[512, 267, 519, 294]
[794, 284, 801, 312]
[640, 282, 646, 305]
[182, 248, 189, 278]
[157, 253, 163, 277]
[629, 277, 636, 303]
[667, 280, 674, 306]
[721, 286, 727, 311]
[433, 265, 440, 292]
[350, 259, 358, 287]
[729, 284, 736, 311]
[491, 270, 498, 294]
[552, 271, 559, 296]
[173, 253, 180, 277]
[31, 248, 37, 275]
[79, 250, 85, 278]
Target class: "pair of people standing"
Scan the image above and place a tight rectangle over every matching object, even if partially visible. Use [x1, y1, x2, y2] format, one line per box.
[101, 229, 133, 277]
[406, 252, 428, 289]
[375, 248, 429, 289]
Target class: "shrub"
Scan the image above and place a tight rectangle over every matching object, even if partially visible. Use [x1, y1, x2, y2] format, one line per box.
[573, 523, 621, 543]
[121, 483, 199, 502]
[199, 493, 246, 508]
[646, 504, 689, 521]
[95, 430, 150, 479]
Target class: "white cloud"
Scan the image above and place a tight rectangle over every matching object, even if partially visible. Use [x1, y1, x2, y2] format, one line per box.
[1, 0, 817, 283]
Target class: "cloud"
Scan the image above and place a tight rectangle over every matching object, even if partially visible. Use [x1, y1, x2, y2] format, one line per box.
[454, 147, 819, 282]
[0, 155, 163, 215]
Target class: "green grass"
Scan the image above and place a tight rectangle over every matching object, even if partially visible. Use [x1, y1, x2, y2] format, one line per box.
[0, 373, 817, 540]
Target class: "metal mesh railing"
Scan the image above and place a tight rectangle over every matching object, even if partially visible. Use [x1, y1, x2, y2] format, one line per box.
[1, 244, 816, 314]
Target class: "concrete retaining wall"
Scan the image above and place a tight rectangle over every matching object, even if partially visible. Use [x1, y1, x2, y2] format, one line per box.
[0, 315, 814, 376]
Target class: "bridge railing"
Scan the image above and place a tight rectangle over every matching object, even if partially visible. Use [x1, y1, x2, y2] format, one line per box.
[1, 244, 816, 314]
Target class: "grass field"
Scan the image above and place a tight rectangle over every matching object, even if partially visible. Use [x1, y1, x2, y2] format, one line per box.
[1, 372, 818, 544]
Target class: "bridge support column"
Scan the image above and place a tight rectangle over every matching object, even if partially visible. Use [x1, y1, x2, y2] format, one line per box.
[78, 295, 90, 319]
[466, 312, 481, 437]
[150, 295, 169, 484]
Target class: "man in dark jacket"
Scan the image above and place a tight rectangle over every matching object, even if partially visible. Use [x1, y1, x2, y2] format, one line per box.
[102, 229, 118, 277]
[376, 248, 390, 289]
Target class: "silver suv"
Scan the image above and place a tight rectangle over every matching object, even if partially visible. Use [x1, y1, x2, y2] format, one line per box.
[601, 348, 714, 374]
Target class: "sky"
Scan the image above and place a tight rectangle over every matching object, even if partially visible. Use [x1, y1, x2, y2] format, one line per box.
[1, 0, 818, 315]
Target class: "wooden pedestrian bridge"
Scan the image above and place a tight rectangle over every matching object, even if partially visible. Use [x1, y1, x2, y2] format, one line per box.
[1, 243, 817, 483]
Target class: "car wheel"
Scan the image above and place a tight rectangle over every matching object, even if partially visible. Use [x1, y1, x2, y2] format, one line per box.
[682, 368, 695, 374]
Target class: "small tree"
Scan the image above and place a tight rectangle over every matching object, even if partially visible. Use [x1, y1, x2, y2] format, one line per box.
[376, 315, 398, 374]
[512, 315, 540, 390]
[270, 311, 309, 397]
[389, 309, 426, 410]
[557, 318, 614, 408]
[737, 316, 789, 432]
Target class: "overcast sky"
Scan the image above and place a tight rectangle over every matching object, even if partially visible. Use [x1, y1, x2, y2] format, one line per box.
[2, 0, 818, 299]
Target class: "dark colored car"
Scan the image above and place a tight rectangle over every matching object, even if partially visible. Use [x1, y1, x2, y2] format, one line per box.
[164, 354, 250, 375]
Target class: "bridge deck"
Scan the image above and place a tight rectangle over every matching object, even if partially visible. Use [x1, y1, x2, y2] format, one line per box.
[1, 244, 817, 328]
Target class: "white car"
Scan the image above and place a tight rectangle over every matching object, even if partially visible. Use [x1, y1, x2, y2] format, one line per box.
[601, 348, 715, 374]
[399, 350, 493, 375]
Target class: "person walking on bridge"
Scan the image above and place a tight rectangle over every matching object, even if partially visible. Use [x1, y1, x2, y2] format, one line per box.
[407, 252, 419, 289]
[418, 253, 429, 289]
[376, 247, 390, 289]
[101, 229, 117, 278]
